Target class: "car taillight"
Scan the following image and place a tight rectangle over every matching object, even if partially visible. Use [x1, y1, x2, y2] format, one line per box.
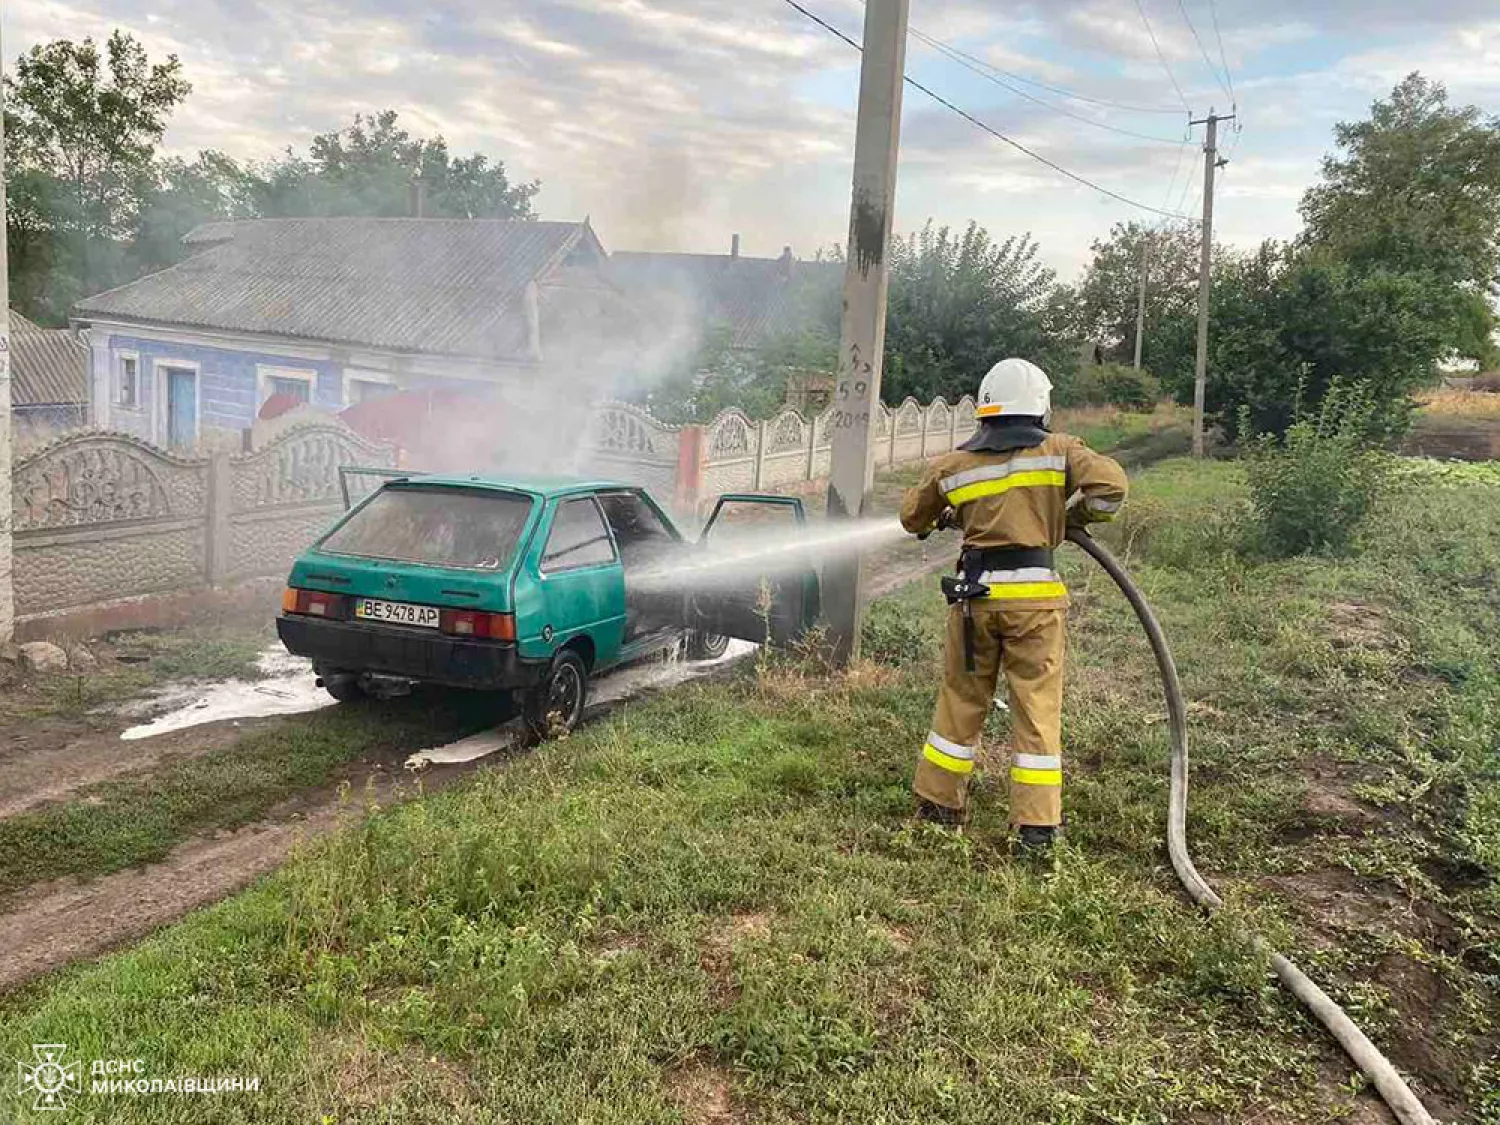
[439, 608, 515, 641]
[282, 587, 349, 619]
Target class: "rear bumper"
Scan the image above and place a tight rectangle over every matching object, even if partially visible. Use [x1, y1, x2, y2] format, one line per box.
[276, 614, 546, 691]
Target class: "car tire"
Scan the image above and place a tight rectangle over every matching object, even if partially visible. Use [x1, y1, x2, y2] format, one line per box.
[321, 672, 365, 703]
[686, 631, 731, 661]
[523, 648, 589, 741]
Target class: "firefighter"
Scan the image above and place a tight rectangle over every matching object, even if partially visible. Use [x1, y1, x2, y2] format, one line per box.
[899, 358, 1128, 848]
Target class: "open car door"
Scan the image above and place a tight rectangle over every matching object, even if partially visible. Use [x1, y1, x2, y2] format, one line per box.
[688, 494, 821, 646]
[338, 466, 410, 510]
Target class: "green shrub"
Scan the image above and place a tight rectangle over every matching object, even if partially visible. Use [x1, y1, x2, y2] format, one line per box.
[1061, 363, 1161, 410]
[1242, 383, 1393, 557]
[861, 600, 934, 666]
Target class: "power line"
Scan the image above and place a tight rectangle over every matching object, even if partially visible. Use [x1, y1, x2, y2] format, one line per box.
[1205, 0, 1237, 108]
[1175, 0, 1231, 101]
[907, 28, 1183, 115]
[1131, 0, 1190, 111]
[778, 0, 1189, 219]
[910, 28, 1185, 145]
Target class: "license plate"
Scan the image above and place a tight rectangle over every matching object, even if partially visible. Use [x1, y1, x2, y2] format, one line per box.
[354, 598, 440, 629]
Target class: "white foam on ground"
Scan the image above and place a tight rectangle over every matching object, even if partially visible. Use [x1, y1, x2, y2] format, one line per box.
[119, 647, 333, 741]
[406, 726, 520, 768]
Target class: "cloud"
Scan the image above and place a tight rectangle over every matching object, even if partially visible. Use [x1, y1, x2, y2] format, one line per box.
[4, 0, 1495, 279]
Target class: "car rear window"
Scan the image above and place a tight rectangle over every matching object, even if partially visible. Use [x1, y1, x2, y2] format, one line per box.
[320, 486, 533, 570]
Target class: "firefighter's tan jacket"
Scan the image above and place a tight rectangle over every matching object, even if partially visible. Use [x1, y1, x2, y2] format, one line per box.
[898, 431, 1129, 609]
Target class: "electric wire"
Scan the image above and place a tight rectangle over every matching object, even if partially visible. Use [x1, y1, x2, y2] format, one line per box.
[1130, 0, 1190, 111]
[1067, 528, 1438, 1125]
[1205, 0, 1237, 109]
[777, 0, 1188, 219]
[910, 28, 1185, 146]
[1175, 0, 1232, 100]
[906, 26, 1183, 115]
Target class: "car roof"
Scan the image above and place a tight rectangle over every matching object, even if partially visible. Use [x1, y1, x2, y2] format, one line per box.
[391, 472, 638, 499]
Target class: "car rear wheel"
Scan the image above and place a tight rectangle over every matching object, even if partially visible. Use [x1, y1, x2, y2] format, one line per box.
[685, 631, 731, 661]
[523, 649, 589, 741]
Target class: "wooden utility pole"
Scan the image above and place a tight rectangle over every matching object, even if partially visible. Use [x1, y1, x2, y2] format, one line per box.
[0, 10, 13, 644]
[1132, 233, 1150, 371]
[824, 0, 909, 665]
[1190, 109, 1232, 457]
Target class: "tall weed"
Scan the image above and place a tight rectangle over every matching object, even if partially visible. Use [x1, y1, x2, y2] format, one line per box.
[1242, 382, 1394, 557]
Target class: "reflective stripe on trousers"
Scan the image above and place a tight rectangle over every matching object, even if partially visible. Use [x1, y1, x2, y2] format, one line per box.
[923, 730, 977, 775]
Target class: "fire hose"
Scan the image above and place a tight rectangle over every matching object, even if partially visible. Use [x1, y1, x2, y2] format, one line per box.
[1066, 526, 1437, 1125]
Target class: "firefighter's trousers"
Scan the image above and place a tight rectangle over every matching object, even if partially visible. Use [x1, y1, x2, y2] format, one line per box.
[914, 602, 1065, 825]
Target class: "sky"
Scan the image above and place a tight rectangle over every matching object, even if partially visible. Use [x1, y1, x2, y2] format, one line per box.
[6, 0, 1498, 279]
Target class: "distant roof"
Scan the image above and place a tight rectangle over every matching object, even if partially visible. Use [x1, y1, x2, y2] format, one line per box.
[11, 311, 88, 406]
[75, 218, 605, 361]
[608, 250, 840, 348]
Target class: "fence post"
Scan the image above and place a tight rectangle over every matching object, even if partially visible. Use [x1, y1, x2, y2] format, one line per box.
[948, 398, 958, 451]
[674, 425, 704, 517]
[887, 406, 897, 465]
[805, 416, 818, 481]
[204, 452, 232, 587]
[753, 420, 768, 490]
[919, 411, 928, 459]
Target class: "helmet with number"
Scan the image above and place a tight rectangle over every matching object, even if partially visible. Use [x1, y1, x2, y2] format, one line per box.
[975, 358, 1052, 425]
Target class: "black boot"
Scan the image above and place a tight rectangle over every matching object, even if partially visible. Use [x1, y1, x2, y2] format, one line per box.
[1016, 824, 1057, 851]
[916, 799, 965, 828]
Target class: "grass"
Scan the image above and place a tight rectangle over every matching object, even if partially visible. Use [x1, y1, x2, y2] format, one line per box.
[0, 690, 510, 899]
[1417, 389, 1500, 418]
[3, 454, 1498, 1122]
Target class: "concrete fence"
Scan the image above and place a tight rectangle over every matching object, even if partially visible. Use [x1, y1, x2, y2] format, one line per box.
[11, 421, 393, 631]
[585, 395, 977, 517]
[9, 396, 973, 636]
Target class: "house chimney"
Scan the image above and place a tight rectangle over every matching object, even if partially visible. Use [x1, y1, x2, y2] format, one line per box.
[730, 233, 740, 259]
[409, 178, 427, 218]
[778, 245, 793, 279]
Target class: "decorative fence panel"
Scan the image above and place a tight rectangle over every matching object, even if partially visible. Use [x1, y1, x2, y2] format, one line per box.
[11, 423, 394, 623]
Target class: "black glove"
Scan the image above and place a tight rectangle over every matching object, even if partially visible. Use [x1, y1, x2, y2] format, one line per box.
[917, 507, 956, 541]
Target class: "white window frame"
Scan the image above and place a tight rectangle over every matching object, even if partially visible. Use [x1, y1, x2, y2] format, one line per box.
[116, 350, 142, 411]
[256, 364, 322, 409]
[154, 359, 201, 448]
[345, 368, 401, 405]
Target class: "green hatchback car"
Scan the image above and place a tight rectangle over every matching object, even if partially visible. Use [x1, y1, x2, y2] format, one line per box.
[277, 473, 820, 736]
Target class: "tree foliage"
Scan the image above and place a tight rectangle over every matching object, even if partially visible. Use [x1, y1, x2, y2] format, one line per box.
[1072, 220, 1199, 386]
[4, 31, 191, 321]
[249, 110, 538, 220]
[1301, 74, 1500, 294]
[881, 221, 1064, 403]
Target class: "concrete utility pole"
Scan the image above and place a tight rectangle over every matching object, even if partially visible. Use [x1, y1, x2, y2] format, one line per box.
[824, 0, 909, 665]
[1190, 109, 1232, 457]
[1132, 233, 1150, 371]
[0, 12, 13, 644]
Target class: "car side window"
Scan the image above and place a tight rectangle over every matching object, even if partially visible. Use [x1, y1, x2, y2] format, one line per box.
[598, 491, 676, 566]
[542, 497, 617, 572]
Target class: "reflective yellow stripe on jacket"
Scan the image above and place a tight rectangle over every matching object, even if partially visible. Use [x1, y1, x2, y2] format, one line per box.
[939, 455, 1067, 507]
[976, 567, 1067, 602]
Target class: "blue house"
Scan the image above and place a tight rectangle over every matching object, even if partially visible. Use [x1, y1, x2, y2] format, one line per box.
[73, 217, 624, 451]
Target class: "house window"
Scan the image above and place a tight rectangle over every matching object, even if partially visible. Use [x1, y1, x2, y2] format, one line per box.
[350, 379, 398, 404]
[118, 355, 140, 409]
[257, 365, 319, 410]
[270, 376, 311, 403]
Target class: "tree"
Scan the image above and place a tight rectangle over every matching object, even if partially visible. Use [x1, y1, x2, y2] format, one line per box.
[4, 31, 191, 321]
[132, 151, 257, 273]
[1073, 220, 1200, 386]
[250, 110, 539, 220]
[1301, 74, 1500, 292]
[1208, 241, 1451, 437]
[881, 221, 1062, 403]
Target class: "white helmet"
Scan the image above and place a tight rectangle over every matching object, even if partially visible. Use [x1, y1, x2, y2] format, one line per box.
[975, 358, 1052, 424]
